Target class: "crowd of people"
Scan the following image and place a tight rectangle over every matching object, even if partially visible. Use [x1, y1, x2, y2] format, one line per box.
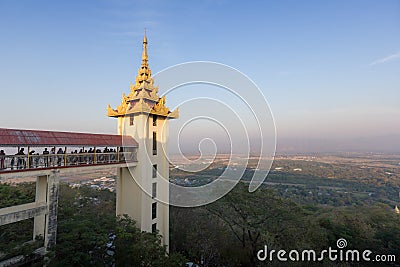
[0, 147, 126, 171]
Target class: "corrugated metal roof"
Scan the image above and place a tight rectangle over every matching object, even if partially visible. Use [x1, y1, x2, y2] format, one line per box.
[0, 128, 138, 147]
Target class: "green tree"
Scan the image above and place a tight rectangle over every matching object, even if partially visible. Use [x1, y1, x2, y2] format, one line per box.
[116, 215, 186, 267]
[49, 185, 186, 266]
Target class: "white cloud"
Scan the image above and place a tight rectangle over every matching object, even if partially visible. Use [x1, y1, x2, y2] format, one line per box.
[369, 52, 400, 66]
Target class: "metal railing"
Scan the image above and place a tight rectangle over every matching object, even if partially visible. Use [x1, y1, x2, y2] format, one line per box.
[0, 151, 137, 171]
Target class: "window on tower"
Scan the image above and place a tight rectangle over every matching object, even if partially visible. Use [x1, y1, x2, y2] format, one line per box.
[152, 202, 157, 219]
[152, 182, 157, 198]
[152, 223, 157, 233]
[152, 164, 157, 178]
[129, 115, 134, 126]
[152, 114, 157, 126]
[152, 132, 157, 155]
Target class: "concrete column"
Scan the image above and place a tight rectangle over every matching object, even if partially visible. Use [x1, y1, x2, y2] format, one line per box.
[33, 175, 47, 239]
[116, 167, 122, 217]
[44, 170, 59, 249]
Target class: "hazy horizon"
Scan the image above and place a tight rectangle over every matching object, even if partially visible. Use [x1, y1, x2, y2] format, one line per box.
[168, 134, 400, 155]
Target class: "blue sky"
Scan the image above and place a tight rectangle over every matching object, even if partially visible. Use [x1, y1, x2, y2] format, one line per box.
[0, 0, 399, 152]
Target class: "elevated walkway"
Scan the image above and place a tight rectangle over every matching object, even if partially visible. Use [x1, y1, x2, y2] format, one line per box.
[0, 128, 138, 179]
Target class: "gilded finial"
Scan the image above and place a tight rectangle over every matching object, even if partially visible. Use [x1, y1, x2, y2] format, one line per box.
[142, 30, 148, 62]
[133, 30, 151, 87]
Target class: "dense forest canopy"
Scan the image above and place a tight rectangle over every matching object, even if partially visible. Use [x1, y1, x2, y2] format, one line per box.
[1, 180, 399, 266]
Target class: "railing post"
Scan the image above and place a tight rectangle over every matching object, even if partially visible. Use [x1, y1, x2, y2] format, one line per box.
[64, 147, 67, 166]
[27, 147, 30, 169]
[45, 170, 59, 250]
[52, 146, 56, 167]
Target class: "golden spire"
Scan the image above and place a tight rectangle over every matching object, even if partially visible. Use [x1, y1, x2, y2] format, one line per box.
[142, 30, 148, 63]
[135, 31, 152, 87]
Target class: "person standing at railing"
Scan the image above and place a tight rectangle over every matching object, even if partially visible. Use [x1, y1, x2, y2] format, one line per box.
[28, 150, 35, 168]
[10, 157, 15, 170]
[119, 147, 124, 162]
[34, 153, 40, 168]
[72, 150, 78, 165]
[43, 148, 49, 167]
[0, 150, 5, 169]
[16, 148, 25, 169]
[88, 148, 94, 164]
[110, 148, 116, 162]
[50, 147, 55, 166]
[103, 147, 109, 163]
[84, 149, 88, 164]
[57, 148, 63, 166]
